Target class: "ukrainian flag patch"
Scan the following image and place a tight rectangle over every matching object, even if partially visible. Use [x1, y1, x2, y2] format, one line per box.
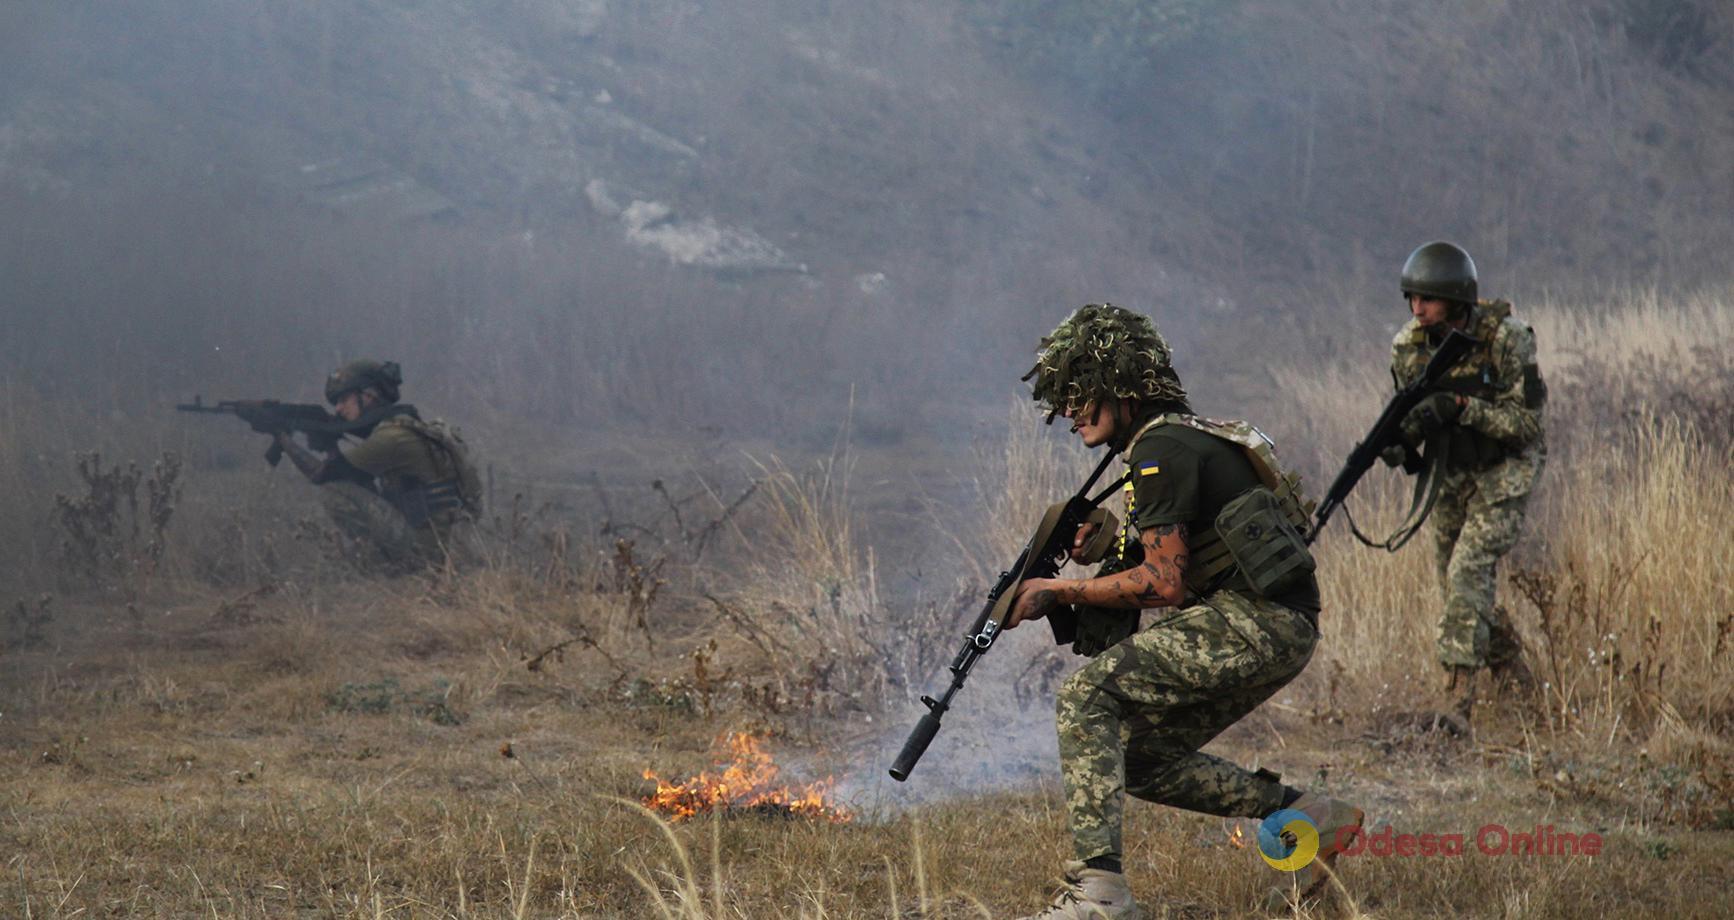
[1137, 461, 1161, 477]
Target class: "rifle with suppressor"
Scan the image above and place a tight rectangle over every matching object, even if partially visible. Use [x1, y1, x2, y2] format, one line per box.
[889, 450, 1125, 782]
[1307, 328, 1478, 545]
[177, 396, 358, 467]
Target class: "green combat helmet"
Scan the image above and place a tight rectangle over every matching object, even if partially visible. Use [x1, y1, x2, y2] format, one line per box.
[1400, 241, 1478, 306]
[1023, 303, 1188, 424]
[325, 359, 404, 405]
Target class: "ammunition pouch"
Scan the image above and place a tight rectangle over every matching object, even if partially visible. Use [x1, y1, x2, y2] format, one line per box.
[1181, 473, 1313, 597]
[1445, 426, 1507, 471]
[1214, 487, 1316, 599]
[386, 477, 467, 528]
[1523, 363, 1547, 409]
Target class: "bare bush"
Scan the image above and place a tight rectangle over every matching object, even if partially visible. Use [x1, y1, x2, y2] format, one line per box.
[51, 451, 182, 589]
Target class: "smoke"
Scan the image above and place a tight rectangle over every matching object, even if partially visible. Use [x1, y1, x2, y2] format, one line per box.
[6, 0, 1732, 441]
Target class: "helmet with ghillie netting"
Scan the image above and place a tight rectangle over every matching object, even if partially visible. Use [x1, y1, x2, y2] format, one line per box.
[1022, 303, 1188, 423]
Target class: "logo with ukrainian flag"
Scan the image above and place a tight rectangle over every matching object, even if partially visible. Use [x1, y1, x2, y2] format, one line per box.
[1258, 808, 1319, 871]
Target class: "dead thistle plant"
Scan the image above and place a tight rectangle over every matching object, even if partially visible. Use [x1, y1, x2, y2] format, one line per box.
[51, 450, 182, 588]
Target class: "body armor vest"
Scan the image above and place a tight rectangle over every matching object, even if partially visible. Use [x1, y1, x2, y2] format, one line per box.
[1121, 414, 1314, 594]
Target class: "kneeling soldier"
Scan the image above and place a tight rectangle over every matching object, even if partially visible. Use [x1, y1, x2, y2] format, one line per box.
[1006, 304, 1362, 917]
[276, 360, 481, 570]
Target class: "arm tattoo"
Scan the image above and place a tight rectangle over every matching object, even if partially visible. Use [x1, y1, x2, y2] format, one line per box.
[1140, 524, 1191, 595]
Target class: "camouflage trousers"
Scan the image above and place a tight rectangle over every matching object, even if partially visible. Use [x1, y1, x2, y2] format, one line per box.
[1431, 476, 1530, 670]
[321, 482, 471, 573]
[1055, 590, 1318, 863]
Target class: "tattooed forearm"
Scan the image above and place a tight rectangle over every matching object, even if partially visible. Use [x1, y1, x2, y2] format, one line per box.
[1140, 551, 1190, 585]
[1056, 522, 1193, 610]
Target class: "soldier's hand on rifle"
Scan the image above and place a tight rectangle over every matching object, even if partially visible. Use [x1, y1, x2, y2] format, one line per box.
[1070, 522, 1100, 562]
[1401, 392, 1464, 444]
[1006, 577, 1065, 629]
[1378, 443, 1409, 468]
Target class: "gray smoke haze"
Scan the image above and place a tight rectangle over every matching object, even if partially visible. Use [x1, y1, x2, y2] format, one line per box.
[6, 0, 1730, 440]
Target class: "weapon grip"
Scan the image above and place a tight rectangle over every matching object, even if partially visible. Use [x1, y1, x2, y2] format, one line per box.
[265, 442, 284, 467]
[888, 710, 943, 782]
[1047, 606, 1079, 645]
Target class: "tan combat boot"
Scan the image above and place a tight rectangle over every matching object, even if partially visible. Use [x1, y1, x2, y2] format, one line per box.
[1264, 791, 1365, 913]
[1017, 861, 1142, 920]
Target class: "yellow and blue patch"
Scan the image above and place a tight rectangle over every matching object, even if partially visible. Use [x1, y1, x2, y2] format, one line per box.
[1136, 461, 1161, 477]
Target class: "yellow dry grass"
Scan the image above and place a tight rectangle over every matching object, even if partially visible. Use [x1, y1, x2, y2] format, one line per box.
[3, 288, 1733, 918]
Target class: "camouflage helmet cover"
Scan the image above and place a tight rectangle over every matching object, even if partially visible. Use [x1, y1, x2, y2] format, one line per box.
[1023, 303, 1188, 423]
[325, 359, 403, 405]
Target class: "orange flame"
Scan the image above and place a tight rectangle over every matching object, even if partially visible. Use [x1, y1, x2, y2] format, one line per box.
[641, 732, 852, 823]
[1226, 821, 1249, 849]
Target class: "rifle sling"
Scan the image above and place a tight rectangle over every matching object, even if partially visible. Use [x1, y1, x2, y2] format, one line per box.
[1343, 428, 1450, 552]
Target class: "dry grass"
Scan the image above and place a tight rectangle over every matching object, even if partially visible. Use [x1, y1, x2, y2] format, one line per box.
[4, 288, 1734, 917]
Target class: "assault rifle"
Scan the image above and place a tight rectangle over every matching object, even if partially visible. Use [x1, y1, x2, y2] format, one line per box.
[177, 396, 358, 467]
[889, 451, 1124, 782]
[1307, 328, 1478, 544]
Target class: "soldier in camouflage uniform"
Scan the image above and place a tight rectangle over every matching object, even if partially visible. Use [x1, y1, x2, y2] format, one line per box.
[1383, 242, 1546, 720]
[275, 360, 482, 571]
[1003, 304, 1363, 918]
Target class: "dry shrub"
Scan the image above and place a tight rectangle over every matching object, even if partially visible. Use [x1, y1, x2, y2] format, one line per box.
[716, 445, 890, 709]
[51, 451, 182, 588]
[1520, 414, 1734, 730]
[429, 526, 650, 689]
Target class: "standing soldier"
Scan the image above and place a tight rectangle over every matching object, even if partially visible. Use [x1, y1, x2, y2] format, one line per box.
[1384, 242, 1545, 721]
[1004, 304, 1362, 918]
[275, 360, 482, 571]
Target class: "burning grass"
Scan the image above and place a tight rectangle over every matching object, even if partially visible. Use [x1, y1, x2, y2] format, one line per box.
[642, 731, 852, 824]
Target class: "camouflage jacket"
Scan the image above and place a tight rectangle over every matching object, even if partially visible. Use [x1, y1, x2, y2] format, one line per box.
[1390, 299, 1547, 502]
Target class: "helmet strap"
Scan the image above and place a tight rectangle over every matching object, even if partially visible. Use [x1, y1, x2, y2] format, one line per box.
[1108, 399, 1145, 452]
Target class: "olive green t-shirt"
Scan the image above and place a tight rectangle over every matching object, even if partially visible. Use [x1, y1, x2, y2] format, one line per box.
[1125, 426, 1322, 613]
